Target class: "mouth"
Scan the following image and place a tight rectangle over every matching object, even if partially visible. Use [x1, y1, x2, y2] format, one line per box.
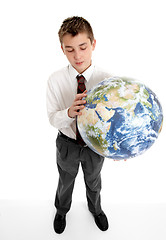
[75, 61, 83, 66]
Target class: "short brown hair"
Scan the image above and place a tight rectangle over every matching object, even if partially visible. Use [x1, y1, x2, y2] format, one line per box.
[58, 16, 94, 44]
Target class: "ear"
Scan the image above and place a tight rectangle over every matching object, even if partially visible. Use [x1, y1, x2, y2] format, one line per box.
[92, 39, 96, 51]
[61, 45, 65, 54]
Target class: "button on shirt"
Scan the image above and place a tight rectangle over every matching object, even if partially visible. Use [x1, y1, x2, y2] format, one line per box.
[47, 64, 112, 140]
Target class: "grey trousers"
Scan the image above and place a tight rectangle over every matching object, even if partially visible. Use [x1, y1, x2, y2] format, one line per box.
[55, 132, 104, 216]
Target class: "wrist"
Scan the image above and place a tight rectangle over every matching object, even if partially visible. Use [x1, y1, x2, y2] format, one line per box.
[68, 108, 74, 119]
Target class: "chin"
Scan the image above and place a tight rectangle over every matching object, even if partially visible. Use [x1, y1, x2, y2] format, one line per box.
[74, 66, 84, 74]
[76, 63, 90, 74]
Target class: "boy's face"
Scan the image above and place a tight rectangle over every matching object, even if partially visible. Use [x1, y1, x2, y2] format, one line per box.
[61, 32, 96, 74]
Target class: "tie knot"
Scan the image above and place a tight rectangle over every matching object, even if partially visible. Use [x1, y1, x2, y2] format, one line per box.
[77, 75, 85, 84]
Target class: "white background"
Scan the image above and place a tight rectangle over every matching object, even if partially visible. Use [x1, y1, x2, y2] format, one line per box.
[0, 0, 165, 205]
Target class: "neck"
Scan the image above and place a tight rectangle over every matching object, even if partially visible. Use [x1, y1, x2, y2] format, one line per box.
[75, 61, 92, 74]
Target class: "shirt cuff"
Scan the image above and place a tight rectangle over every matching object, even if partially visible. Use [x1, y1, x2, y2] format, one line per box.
[65, 108, 75, 124]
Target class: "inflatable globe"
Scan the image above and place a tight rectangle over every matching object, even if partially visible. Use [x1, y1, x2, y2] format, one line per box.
[77, 77, 163, 160]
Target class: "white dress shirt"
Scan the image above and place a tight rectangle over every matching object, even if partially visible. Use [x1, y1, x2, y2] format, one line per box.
[47, 64, 112, 139]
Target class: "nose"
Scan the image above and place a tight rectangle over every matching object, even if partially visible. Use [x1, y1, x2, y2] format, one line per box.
[74, 50, 81, 60]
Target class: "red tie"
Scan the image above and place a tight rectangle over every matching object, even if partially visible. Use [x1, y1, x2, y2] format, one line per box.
[76, 75, 86, 146]
[77, 75, 86, 93]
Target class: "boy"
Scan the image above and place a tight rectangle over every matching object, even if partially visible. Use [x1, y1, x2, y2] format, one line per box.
[47, 16, 111, 234]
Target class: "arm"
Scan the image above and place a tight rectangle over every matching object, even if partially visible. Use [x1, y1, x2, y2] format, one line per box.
[46, 79, 74, 129]
[46, 78, 87, 129]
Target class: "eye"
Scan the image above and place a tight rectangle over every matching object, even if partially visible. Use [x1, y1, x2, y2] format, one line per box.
[67, 49, 74, 53]
[80, 47, 87, 51]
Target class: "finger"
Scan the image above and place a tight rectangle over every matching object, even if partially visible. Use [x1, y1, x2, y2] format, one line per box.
[75, 110, 84, 116]
[75, 92, 87, 100]
[77, 90, 87, 95]
[76, 95, 87, 101]
[74, 99, 86, 106]
[74, 105, 85, 111]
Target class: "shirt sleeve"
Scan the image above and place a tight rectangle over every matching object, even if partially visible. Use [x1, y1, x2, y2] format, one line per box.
[46, 77, 74, 129]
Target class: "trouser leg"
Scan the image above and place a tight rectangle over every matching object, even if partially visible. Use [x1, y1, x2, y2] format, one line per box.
[55, 134, 80, 216]
[81, 147, 104, 215]
[55, 164, 77, 216]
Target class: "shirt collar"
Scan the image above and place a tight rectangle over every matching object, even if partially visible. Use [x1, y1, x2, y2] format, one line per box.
[68, 64, 94, 82]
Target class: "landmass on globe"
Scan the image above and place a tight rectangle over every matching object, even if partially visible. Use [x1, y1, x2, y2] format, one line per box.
[77, 77, 163, 160]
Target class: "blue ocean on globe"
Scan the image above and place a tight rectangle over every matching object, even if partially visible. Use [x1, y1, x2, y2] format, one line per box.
[77, 77, 163, 160]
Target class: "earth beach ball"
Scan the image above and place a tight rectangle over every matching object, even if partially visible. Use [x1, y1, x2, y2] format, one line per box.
[77, 77, 163, 160]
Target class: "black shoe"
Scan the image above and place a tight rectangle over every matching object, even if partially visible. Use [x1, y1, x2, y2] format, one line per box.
[93, 212, 109, 231]
[53, 213, 66, 234]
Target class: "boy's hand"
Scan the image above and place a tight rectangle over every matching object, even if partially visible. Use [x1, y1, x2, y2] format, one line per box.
[68, 90, 87, 118]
